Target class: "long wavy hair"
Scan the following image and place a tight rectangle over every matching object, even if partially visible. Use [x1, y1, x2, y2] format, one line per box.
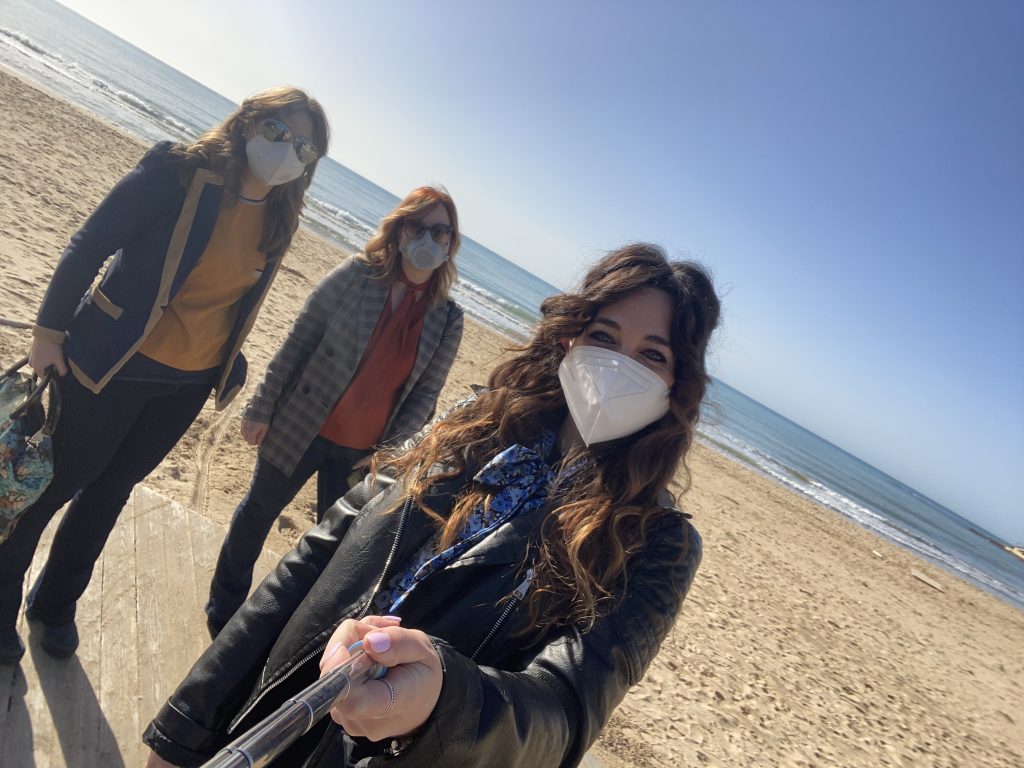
[168, 86, 330, 260]
[380, 243, 721, 634]
[359, 186, 460, 308]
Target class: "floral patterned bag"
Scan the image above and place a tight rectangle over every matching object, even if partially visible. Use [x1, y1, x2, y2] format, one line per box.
[1, 356, 60, 544]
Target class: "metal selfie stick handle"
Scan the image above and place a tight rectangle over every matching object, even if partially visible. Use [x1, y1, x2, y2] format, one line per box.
[200, 642, 387, 768]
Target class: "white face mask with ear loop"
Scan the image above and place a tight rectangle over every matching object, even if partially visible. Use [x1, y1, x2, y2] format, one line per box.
[557, 343, 671, 446]
[245, 132, 307, 186]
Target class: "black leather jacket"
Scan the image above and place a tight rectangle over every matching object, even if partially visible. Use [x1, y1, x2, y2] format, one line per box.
[143, 464, 702, 767]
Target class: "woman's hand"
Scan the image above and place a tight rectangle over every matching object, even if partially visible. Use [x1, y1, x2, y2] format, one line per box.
[240, 417, 269, 446]
[28, 336, 67, 377]
[319, 617, 443, 742]
[143, 750, 177, 767]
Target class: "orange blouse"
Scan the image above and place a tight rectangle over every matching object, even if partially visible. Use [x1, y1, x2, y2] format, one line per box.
[318, 273, 430, 449]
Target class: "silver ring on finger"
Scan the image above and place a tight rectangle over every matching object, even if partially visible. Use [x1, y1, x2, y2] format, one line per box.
[382, 678, 396, 717]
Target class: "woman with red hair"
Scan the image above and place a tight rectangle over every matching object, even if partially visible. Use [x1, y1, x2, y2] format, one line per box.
[205, 187, 464, 635]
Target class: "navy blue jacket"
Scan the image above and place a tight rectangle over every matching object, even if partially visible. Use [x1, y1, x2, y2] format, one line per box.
[33, 142, 283, 409]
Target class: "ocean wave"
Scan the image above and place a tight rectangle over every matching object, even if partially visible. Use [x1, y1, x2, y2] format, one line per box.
[0, 27, 60, 59]
[450, 280, 534, 341]
[2, 28, 195, 141]
[163, 115, 189, 133]
[107, 85, 195, 140]
[697, 425, 1024, 609]
[455, 278, 539, 326]
[300, 200, 376, 254]
[115, 89, 160, 119]
[305, 198, 375, 240]
[700, 424, 904, 532]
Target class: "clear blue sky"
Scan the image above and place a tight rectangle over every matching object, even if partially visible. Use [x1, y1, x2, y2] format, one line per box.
[58, 0, 1024, 542]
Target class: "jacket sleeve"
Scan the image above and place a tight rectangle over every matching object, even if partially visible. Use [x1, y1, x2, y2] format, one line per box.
[383, 303, 464, 446]
[242, 257, 363, 424]
[390, 513, 702, 768]
[33, 141, 184, 343]
[143, 472, 398, 767]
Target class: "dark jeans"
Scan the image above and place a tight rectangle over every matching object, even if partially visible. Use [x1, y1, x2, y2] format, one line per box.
[206, 436, 367, 624]
[0, 374, 210, 630]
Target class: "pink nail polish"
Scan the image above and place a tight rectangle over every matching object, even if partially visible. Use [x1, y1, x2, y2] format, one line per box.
[366, 631, 390, 653]
[382, 615, 402, 622]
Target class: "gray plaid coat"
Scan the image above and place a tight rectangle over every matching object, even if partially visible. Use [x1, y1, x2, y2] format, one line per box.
[243, 256, 464, 477]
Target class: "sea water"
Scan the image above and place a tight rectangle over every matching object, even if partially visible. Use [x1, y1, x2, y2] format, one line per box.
[0, 0, 556, 341]
[3, 0, 1020, 611]
[702, 380, 1024, 609]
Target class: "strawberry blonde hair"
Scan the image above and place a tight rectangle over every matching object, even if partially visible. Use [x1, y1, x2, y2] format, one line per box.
[359, 186, 460, 308]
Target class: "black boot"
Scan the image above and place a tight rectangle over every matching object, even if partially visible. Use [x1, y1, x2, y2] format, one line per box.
[25, 605, 79, 659]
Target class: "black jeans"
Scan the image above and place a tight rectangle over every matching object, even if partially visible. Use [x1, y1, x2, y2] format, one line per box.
[206, 436, 367, 624]
[0, 374, 210, 630]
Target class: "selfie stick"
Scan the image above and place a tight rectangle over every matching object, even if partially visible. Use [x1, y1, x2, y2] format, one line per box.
[200, 642, 387, 768]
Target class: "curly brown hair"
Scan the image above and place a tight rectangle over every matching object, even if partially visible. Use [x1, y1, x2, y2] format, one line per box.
[380, 243, 721, 634]
[168, 86, 330, 260]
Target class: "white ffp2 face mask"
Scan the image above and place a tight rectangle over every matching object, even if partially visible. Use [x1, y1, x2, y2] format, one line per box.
[245, 135, 306, 186]
[400, 232, 449, 272]
[558, 345, 671, 446]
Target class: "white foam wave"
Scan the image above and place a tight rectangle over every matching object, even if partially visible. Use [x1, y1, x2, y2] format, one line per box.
[2, 27, 194, 141]
[451, 279, 533, 341]
[697, 424, 1024, 608]
[163, 115, 189, 134]
[115, 89, 160, 118]
[301, 199, 376, 253]
[306, 198, 375, 239]
[459, 273, 535, 315]
[0, 27, 60, 59]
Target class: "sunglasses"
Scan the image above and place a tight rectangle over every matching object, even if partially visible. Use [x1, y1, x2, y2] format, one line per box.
[402, 218, 454, 247]
[257, 117, 320, 165]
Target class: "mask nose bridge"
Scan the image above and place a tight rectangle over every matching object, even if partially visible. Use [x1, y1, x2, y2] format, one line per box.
[577, 350, 660, 398]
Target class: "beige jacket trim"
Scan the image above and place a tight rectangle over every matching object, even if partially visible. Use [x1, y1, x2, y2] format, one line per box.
[87, 168, 224, 394]
[32, 324, 67, 345]
[90, 286, 124, 319]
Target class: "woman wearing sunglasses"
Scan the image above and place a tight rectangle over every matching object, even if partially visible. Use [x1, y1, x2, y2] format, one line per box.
[203, 186, 464, 637]
[0, 87, 330, 666]
[144, 244, 719, 768]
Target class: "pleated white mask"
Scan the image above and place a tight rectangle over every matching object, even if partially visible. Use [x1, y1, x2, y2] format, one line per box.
[558, 345, 670, 446]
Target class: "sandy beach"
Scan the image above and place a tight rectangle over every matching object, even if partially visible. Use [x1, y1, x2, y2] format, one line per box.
[2, 68, 1022, 767]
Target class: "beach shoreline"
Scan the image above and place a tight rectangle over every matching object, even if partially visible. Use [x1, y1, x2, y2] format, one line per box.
[2, 69, 1022, 766]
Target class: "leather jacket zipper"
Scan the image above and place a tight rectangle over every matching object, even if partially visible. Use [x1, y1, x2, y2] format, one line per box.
[228, 497, 413, 737]
[472, 568, 534, 660]
[355, 497, 412, 620]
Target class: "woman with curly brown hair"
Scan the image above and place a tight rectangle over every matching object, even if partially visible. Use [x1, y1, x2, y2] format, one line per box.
[204, 186, 464, 636]
[144, 243, 720, 768]
[0, 86, 330, 666]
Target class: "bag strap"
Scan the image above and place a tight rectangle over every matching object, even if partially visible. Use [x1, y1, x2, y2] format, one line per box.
[9, 366, 60, 429]
[2, 355, 30, 380]
[42, 369, 62, 436]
